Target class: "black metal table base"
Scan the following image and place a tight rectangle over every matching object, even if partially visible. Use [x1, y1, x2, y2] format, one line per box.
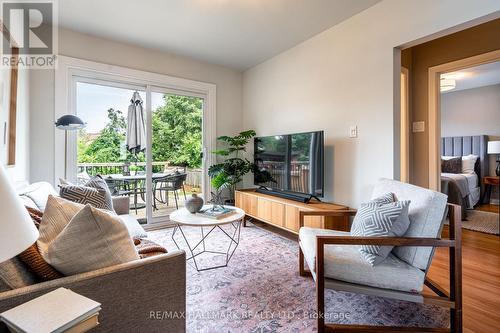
[171, 219, 243, 272]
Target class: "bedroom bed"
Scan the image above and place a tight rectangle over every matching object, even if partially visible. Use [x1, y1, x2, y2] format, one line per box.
[440, 135, 489, 219]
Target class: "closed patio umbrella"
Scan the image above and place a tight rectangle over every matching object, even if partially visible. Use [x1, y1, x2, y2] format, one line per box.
[126, 91, 146, 156]
[126, 91, 147, 213]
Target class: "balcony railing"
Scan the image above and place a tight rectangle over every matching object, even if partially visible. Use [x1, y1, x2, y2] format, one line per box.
[259, 161, 310, 193]
[77, 162, 202, 187]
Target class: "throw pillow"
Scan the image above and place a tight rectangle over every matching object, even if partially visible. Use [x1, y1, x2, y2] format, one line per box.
[19, 182, 59, 211]
[351, 200, 411, 266]
[86, 175, 114, 209]
[350, 193, 394, 234]
[461, 154, 478, 174]
[134, 238, 168, 259]
[441, 157, 462, 173]
[37, 195, 85, 259]
[59, 175, 113, 211]
[17, 206, 63, 281]
[44, 205, 140, 275]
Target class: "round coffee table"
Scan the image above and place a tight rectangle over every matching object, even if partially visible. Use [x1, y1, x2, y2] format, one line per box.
[170, 205, 245, 271]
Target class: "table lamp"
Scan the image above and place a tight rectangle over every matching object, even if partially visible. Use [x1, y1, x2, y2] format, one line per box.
[0, 164, 39, 263]
[55, 115, 86, 179]
[487, 141, 500, 176]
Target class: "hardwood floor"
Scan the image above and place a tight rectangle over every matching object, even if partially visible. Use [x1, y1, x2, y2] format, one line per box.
[426, 204, 499, 333]
[476, 203, 500, 214]
[252, 204, 500, 333]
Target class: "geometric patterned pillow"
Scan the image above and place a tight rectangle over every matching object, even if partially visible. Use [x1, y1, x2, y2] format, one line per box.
[350, 193, 394, 234]
[351, 199, 411, 266]
[85, 175, 114, 211]
[59, 175, 113, 211]
[370, 192, 394, 205]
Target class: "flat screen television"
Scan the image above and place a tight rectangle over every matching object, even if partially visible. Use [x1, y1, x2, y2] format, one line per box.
[254, 131, 324, 197]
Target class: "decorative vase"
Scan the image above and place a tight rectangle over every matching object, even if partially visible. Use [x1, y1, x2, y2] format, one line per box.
[186, 193, 204, 213]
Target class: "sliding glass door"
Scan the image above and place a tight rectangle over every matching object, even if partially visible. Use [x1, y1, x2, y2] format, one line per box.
[148, 89, 205, 223]
[73, 77, 206, 225]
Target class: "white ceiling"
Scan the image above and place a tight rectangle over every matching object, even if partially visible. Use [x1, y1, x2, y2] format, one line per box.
[58, 0, 381, 70]
[441, 61, 500, 93]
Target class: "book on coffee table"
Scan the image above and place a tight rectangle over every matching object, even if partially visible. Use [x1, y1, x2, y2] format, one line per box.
[0, 287, 101, 333]
[198, 207, 236, 219]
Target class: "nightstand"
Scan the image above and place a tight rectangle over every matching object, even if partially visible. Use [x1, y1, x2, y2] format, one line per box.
[481, 176, 500, 205]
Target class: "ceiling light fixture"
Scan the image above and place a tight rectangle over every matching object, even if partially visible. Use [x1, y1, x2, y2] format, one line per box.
[441, 71, 471, 80]
[440, 78, 456, 92]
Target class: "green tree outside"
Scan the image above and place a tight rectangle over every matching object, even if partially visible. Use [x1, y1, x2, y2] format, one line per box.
[78, 95, 203, 169]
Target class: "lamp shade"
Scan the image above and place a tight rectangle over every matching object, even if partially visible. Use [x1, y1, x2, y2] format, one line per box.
[487, 141, 500, 155]
[0, 165, 39, 263]
[55, 115, 85, 130]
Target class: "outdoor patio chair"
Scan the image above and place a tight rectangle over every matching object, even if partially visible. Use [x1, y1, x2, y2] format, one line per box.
[105, 178, 133, 197]
[153, 173, 187, 210]
[298, 178, 462, 332]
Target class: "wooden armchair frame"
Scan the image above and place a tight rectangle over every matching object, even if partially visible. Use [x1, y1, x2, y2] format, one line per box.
[298, 204, 462, 333]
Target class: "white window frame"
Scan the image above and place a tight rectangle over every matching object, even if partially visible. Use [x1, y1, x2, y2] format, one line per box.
[55, 56, 216, 223]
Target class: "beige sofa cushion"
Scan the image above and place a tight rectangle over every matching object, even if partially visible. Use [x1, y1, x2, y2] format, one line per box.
[44, 205, 140, 275]
[37, 196, 84, 258]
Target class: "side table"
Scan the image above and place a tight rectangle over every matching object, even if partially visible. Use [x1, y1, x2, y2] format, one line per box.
[481, 176, 500, 205]
[170, 205, 245, 272]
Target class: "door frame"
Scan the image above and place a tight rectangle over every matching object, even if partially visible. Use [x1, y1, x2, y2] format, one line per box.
[427, 49, 500, 190]
[400, 67, 410, 183]
[55, 56, 216, 223]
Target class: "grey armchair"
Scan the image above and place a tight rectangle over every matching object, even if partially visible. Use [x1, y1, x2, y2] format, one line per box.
[298, 178, 462, 333]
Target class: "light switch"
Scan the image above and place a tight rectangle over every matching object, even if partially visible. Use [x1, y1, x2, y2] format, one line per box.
[349, 126, 358, 138]
[412, 121, 425, 133]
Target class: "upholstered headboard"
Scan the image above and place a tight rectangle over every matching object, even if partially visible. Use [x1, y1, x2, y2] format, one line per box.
[441, 135, 489, 196]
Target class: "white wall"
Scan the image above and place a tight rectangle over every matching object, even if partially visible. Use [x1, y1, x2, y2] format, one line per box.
[30, 28, 243, 184]
[441, 84, 500, 137]
[242, 0, 500, 207]
[441, 84, 500, 176]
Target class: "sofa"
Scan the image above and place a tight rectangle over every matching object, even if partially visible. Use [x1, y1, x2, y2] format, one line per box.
[0, 182, 186, 332]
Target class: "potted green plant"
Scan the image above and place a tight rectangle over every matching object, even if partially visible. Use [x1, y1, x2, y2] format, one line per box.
[129, 165, 138, 176]
[210, 172, 231, 210]
[208, 130, 256, 205]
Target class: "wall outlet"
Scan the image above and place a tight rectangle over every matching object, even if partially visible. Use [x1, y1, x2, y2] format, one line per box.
[412, 121, 425, 133]
[349, 126, 358, 138]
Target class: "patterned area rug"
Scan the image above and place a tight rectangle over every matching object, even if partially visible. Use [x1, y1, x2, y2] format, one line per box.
[149, 222, 448, 332]
[462, 210, 499, 235]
